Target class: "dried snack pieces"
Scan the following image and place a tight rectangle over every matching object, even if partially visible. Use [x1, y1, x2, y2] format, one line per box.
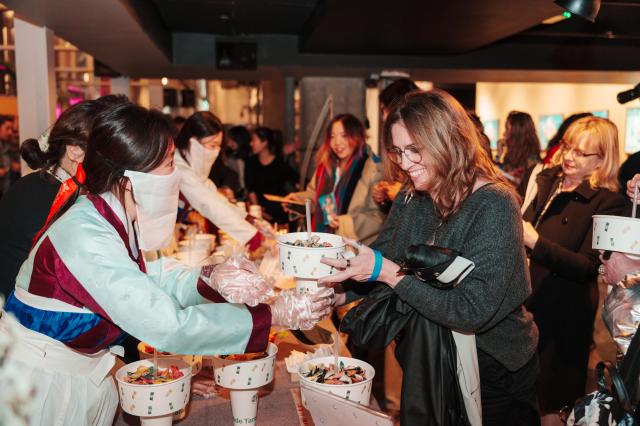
[122, 365, 184, 385]
[301, 361, 366, 385]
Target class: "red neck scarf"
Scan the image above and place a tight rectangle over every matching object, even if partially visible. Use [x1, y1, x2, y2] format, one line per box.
[32, 163, 86, 248]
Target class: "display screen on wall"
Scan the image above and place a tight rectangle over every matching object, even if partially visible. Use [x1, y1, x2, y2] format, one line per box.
[592, 110, 609, 119]
[538, 114, 563, 151]
[625, 108, 640, 154]
[482, 119, 500, 150]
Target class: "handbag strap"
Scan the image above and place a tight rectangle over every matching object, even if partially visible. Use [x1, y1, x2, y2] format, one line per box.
[598, 361, 633, 413]
[620, 320, 640, 406]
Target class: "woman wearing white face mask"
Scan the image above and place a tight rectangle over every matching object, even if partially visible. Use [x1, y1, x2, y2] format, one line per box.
[0, 103, 334, 426]
[174, 112, 263, 251]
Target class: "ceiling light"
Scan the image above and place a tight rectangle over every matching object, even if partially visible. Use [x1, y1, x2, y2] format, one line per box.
[161, 77, 168, 86]
[554, 0, 601, 23]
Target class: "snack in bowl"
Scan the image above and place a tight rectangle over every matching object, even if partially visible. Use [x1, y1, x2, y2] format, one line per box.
[301, 361, 367, 385]
[284, 234, 334, 248]
[122, 365, 184, 385]
[218, 352, 268, 361]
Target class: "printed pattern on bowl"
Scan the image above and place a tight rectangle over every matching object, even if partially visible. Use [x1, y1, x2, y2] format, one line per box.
[592, 215, 640, 255]
[276, 232, 346, 279]
[115, 358, 192, 418]
[212, 343, 278, 390]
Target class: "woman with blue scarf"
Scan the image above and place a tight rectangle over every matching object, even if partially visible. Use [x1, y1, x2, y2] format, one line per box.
[286, 114, 384, 245]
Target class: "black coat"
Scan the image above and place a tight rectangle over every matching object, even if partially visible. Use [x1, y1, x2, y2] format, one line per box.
[522, 165, 625, 410]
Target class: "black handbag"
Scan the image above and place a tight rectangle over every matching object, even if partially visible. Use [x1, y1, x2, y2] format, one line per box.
[567, 322, 640, 425]
[397, 244, 475, 289]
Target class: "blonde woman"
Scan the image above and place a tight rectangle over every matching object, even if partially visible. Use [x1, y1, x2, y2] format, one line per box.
[320, 90, 539, 425]
[521, 116, 625, 426]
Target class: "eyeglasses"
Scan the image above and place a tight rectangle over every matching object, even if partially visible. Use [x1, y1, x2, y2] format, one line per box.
[387, 145, 422, 164]
[560, 141, 600, 160]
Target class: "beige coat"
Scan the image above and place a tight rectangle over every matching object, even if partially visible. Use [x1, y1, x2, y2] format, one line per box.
[292, 153, 385, 245]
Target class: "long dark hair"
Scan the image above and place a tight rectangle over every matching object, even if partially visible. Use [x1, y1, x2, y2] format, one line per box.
[20, 95, 129, 171]
[84, 103, 173, 199]
[227, 125, 251, 159]
[502, 111, 540, 171]
[175, 111, 223, 164]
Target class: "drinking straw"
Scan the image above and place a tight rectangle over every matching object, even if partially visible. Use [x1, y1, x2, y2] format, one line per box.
[334, 331, 340, 372]
[633, 182, 639, 219]
[153, 348, 158, 380]
[305, 199, 312, 241]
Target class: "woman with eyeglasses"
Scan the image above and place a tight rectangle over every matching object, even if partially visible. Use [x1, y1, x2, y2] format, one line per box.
[283, 114, 384, 244]
[521, 116, 625, 426]
[319, 90, 539, 425]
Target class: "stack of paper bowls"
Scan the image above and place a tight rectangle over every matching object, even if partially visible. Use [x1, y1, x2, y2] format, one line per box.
[592, 215, 640, 256]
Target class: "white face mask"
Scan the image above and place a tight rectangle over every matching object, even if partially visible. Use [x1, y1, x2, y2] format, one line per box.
[189, 137, 220, 179]
[123, 168, 180, 251]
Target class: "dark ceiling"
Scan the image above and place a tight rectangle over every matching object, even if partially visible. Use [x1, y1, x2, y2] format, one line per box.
[5, 0, 640, 81]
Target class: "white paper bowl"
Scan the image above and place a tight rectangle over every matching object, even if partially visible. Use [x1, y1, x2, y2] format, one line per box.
[137, 342, 202, 376]
[276, 232, 346, 279]
[592, 215, 640, 255]
[212, 342, 278, 390]
[180, 233, 216, 252]
[115, 358, 192, 418]
[298, 356, 375, 406]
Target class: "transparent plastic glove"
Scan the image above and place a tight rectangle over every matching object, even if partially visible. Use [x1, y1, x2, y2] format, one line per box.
[201, 254, 274, 306]
[270, 288, 334, 330]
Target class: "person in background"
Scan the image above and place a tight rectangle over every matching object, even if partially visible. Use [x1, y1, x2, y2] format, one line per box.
[0, 96, 128, 298]
[174, 111, 264, 250]
[468, 112, 493, 160]
[219, 125, 251, 199]
[246, 126, 298, 225]
[320, 90, 539, 425]
[0, 115, 18, 195]
[372, 79, 420, 212]
[173, 115, 186, 134]
[500, 111, 541, 186]
[284, 114, 384, 244]
[520, 116, 624, 426]
[0, 102, 333, 426]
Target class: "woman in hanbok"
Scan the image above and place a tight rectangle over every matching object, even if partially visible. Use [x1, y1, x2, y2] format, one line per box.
[174, 111, 264, 250]
[0, 103, 333, 426]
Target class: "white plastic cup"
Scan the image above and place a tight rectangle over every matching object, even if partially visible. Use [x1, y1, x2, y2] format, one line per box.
[230, 389, 259, 425]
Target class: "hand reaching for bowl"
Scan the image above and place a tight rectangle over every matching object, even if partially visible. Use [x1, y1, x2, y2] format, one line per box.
[317, 237, 403, 288]
[627, 174, 640, 204]
[270, 288, 335, 330]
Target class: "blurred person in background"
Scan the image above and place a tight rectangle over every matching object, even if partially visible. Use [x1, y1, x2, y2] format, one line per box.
[175, 111, 265, 251]
[0, 96, 128, 298]
[245, 126, 298, 225]
[283, 114, 384, 244]
[213, 124, 251, 199]
[0, 115, 18, 195]
[499, 111, 541, 186]
[520, 116, 624, 426]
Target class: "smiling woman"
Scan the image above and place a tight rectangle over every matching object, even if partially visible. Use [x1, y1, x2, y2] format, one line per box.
[321, 90, 540, 425]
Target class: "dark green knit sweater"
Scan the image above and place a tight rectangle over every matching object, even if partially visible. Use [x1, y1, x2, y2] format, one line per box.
[349, 184, 538, 371]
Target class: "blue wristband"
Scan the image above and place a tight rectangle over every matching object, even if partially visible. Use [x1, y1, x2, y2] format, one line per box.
[368, 249, 383, 282]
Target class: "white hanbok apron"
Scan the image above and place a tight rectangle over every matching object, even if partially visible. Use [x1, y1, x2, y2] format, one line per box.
[0, 288, 122, 426]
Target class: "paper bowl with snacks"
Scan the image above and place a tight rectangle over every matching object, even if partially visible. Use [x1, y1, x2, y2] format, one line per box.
[592, 215, 640, 256]
[115, 358, 192, 423]
[276, 232, 351, 293]
[298, 356, 375, 407]
[137, 341, 202, 376]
